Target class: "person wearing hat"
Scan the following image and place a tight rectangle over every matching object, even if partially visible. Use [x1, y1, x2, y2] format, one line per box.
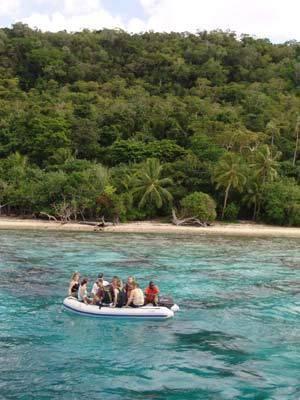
[91, 273, 109, 296]
[144, 281, 160, 306]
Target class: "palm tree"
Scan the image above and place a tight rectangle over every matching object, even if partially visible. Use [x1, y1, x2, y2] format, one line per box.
[213, 152, 247, 219]
[133, 158, 173, 209]
[251, 145, 280, 185]
[266, 120, 280, 147]
[242, 180, 263, 220]
[90, 163, 110, 193]
[293, 115, 300, 166]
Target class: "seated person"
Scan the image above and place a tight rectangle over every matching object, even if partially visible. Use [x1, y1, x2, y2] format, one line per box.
[101, 285, 113, 304]
[91, 273, 109, 295]
[144, 281, 160, 306]
[92, 278, 105, 305]
[78, 278, 92, 304]
[98, 273, 109, 287]
[125, 282, 144, 308]
[68, 272, 80, 297]
[124, 276, 135, 302]
[112, 278, 126, 308]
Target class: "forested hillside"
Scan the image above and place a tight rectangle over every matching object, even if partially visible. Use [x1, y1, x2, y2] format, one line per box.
[0, 23, 299, 225]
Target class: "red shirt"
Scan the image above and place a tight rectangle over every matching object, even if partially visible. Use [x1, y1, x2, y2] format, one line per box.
[145, 286, 159, 302]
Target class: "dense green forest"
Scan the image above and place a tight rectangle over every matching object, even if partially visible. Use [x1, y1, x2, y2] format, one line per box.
[0, 23, 299, 225]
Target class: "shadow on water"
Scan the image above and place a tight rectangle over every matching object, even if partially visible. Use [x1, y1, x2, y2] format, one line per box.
[0, 334, 62, 348]
[254, 280, 300, 294]
[105, 387, 222, 400]
[174, 330, 251, 364]
[2, 265, 61, 297]
[1, 231, 299, 400]
[2, 265, 59, 281]
[109, 258, 152, 267]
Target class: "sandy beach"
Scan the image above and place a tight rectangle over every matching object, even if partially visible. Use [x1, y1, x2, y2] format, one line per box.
[0, 217, 299, 237]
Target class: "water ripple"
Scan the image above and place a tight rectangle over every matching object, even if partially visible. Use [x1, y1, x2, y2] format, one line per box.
[0, 231, 299, 399]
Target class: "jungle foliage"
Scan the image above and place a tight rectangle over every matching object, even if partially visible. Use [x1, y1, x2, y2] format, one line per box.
[0, 24, 299, 225]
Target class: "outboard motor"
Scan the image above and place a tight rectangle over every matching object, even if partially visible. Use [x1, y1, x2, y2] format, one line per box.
[158, 295, 176, 309]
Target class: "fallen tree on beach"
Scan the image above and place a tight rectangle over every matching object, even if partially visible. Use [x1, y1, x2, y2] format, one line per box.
[171, 192, 216, 227]
[172, 209, 211, 227]
[79, 216, 115, 228]
[39, 212, 58, 222]
[39, 211, 116, 230]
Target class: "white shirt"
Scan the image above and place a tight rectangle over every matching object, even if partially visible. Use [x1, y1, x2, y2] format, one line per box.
[130, 288, 144, 306]
[92, 280, 109, 295]
[78, 285, 87, 301]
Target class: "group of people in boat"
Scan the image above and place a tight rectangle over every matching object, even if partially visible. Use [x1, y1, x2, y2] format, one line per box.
[68, 272, 160, 308]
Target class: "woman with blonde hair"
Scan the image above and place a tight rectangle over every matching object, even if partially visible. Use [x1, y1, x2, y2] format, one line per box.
[68, 272, 80, 297]
[112, 277, 125, 308]
[125, 276, 136, 302]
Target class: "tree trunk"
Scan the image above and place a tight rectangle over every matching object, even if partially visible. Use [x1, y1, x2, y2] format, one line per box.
[79, 209, 86, 221]
[172, 209, 207, 227]
[221, 183, 231, 219]
[293, 129, 299, 166]
[40, 212, 58, 221]
[0, 203, 8, 216]
[252, 201, 257, 221]
[257, 201, 261, 219]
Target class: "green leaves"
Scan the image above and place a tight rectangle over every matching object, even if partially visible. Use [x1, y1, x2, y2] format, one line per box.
[250, 145, 280, 185]
[213, 152, 247, 192]
[132, 158, 173, 210]
[181, 192, 217, 222]
[262, 179, 300, 226]
[0, 26, 299, 225]
[213, 152, 247, 218]
[106, 140, 186, 165]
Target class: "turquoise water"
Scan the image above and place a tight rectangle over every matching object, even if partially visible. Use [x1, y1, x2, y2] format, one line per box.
[0, 231, 299, 400]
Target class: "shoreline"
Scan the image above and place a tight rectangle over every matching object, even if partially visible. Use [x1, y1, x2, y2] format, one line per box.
[0, 217, 299, 238]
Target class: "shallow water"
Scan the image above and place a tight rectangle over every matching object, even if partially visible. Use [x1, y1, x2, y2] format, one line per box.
[0, 230, 299, 400]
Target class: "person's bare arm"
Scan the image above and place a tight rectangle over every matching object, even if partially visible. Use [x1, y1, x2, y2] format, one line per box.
[112, 288, 118, 307]
[125, 292, 134, 307]
[68, 281, 74, 296]
[154, 288, 160, 304]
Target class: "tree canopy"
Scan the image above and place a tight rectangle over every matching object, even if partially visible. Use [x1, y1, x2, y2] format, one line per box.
[0, 25, 299, 225]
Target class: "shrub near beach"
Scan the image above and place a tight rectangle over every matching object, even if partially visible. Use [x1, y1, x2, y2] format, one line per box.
[180, 192, 217, 224]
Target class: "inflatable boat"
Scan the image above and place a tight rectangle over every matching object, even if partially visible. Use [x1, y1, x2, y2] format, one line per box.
[63, 296, 179, 319]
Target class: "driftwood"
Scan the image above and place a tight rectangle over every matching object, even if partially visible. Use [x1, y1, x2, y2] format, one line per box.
[40, 212, 58, 222]
[79, 221, 100, 226]
[40, 209, 117, 228]
[79, 216, 115, 230]
[172, 209, 208, 227]
[93, 217, 114, 232]
[43, 198, 76, 223]
[54, 204, 72, 223]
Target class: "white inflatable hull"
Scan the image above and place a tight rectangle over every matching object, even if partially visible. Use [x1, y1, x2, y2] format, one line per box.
[63, 297, 176, 319]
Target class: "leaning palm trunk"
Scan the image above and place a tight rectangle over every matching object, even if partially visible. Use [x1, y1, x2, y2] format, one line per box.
[172, 209, 208, 227]
[252, 201, 257, 221]
[256, 201, 261, 220]
[221, 182, 231, 219]
[293, 129, 299, 166]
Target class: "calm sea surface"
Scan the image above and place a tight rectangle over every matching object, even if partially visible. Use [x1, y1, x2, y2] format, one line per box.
[0, 230, 299, 400]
